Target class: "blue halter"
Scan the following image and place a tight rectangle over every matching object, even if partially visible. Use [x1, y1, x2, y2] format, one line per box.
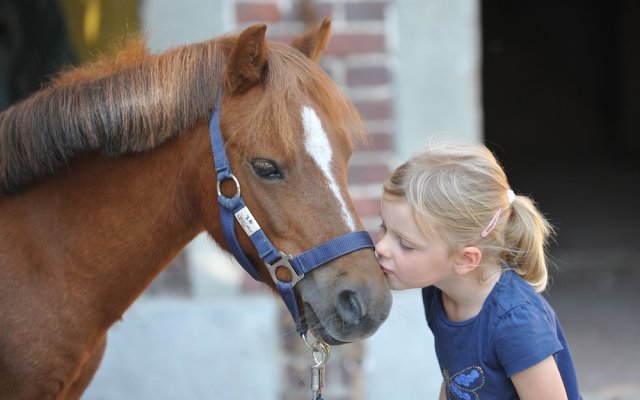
[209, 89, 375, 334]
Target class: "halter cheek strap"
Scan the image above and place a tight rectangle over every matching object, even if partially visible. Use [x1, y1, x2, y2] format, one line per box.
[209, 89, 375, 334]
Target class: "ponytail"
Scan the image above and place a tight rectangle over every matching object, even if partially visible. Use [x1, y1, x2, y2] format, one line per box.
[504, 195, 554, 292]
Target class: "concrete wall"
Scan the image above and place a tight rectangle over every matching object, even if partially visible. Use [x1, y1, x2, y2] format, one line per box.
[83, 296, 281, 400]
[391, 0, 482, 161]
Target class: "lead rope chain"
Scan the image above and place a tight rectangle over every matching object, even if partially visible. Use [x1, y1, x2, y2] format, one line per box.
[303, 334, 331, 400]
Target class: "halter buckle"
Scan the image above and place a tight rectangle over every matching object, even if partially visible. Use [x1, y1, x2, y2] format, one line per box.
[266, 251, 304, 286]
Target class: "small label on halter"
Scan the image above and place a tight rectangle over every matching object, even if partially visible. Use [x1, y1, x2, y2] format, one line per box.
[235, 206, 260, 236]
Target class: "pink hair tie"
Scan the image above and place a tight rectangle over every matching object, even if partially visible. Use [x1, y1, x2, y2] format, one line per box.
[480, 190, 515, 238]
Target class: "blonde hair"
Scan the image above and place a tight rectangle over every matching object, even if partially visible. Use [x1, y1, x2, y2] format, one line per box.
[384, 141, 554, 292]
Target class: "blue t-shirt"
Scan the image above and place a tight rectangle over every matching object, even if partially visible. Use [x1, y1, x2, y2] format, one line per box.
[422, 270, 582, 399]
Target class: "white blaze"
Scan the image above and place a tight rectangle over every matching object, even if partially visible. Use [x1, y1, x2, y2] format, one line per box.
[302, 106, 356, 231]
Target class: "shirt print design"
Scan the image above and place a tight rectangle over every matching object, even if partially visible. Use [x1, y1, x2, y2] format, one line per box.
[443, 366, 485, 400]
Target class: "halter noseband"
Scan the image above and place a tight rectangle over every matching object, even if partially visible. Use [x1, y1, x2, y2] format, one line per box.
[209, 89, 375, 335]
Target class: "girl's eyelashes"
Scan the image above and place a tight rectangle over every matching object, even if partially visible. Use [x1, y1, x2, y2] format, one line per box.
[399, 240, 414, 251]
[379, 221, 414, 250]
[379, 219, 415, 250]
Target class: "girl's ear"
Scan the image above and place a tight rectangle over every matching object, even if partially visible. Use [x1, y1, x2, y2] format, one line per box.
[453, 246, 482, 275]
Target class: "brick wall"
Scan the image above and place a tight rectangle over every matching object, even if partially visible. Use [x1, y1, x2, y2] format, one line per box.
[235, 1, 395, 399]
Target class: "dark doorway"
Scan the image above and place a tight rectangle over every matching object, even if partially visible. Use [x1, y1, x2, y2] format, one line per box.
[482, 0, 640, 250]
[482, 1, 640, 395]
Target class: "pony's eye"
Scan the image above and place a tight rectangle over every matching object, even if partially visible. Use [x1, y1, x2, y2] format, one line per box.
[251, 159, 283, 180]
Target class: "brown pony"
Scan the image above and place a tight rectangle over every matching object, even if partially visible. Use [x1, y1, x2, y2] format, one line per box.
[0, 19, 392, 399]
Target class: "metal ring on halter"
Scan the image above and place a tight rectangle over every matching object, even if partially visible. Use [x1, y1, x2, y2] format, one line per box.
[302, 333, 330, 367]
[311, 341, 330, 367]
[216, 174, 241, 198]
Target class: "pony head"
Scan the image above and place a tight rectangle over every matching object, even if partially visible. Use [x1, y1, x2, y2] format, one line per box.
[211, 19, 392, 343]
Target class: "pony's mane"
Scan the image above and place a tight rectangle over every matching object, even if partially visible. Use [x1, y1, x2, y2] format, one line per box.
[0, 32, 365, 196]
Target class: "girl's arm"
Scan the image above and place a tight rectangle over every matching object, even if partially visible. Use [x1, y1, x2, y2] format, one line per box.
[511, 355, 568, 400]
[438, 380, 446, 400]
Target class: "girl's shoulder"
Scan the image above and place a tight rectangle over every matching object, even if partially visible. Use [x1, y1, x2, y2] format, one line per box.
[486, 271, 566, 377]
[421, 271, 559, 332]
[488, 270, 555, 322]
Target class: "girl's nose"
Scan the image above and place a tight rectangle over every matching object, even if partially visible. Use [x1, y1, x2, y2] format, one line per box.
[374, 234, 389, 259]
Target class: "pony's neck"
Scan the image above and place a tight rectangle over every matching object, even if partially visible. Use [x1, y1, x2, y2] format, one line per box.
[33, 125, 213, 326]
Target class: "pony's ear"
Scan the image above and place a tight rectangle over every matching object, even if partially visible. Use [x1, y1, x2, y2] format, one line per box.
[290, 17, 332, 62]
[227, 24, 268, 94]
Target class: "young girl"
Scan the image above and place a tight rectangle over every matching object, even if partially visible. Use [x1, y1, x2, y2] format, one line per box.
[375, 141, 581, 399]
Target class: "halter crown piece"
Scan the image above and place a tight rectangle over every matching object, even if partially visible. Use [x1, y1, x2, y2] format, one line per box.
[209, 89, 375, 335]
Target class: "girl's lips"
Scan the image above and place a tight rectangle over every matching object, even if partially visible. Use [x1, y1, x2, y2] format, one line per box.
[380, 265, 392, 275]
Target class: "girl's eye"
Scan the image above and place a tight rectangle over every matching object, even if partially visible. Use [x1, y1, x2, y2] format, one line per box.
[399, 240, 414, 251]
[251, 159, 283, 180]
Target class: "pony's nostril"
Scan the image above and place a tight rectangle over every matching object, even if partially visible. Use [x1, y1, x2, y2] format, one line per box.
[336, 290, 367, 324]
